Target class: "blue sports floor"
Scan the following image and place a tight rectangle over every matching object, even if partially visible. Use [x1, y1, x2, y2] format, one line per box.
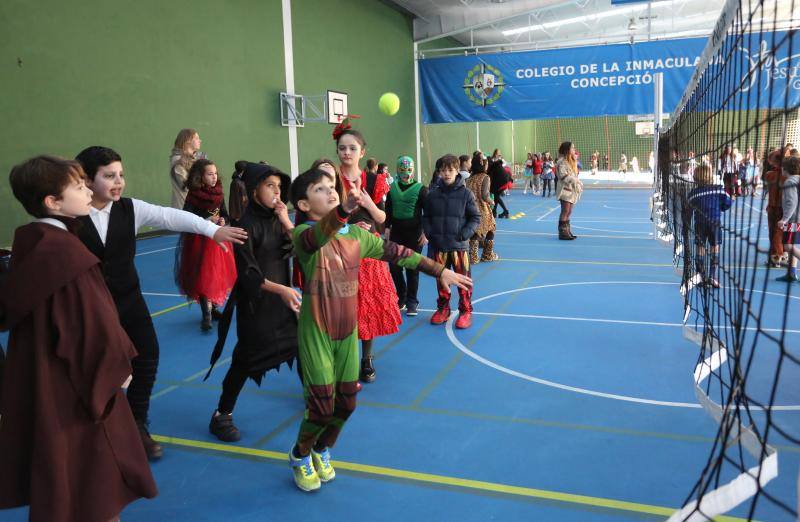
[3, 188, 799, 521]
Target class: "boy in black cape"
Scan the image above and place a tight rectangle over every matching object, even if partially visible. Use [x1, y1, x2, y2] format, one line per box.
[207, 162, 300, 441]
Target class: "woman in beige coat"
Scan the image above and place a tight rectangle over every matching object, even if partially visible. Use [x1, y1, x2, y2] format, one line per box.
[556, 141, 583, 240]
[170, 128, 203, 209]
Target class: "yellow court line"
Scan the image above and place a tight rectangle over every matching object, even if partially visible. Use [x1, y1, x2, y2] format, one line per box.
[151, 434, 747, 521]
[150, 301, 191, 318]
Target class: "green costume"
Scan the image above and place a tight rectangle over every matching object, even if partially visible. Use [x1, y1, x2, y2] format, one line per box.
[292, 205, 443, 455]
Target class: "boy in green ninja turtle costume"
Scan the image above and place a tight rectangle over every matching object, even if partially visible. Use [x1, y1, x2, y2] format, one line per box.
[288, 167, 472, 492]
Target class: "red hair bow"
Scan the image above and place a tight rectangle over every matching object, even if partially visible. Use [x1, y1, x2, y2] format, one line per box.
[332, 115, 360, 141]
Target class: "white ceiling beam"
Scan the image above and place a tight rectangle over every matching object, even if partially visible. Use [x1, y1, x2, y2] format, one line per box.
[414, 0, 569, 43]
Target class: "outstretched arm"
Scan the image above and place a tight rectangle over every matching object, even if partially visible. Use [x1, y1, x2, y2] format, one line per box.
[132, 198, 247, 251]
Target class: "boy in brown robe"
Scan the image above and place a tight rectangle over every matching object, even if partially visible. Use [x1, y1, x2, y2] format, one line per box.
[0, 155, 157, 522]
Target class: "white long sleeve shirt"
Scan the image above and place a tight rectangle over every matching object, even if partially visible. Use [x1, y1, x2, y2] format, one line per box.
[89, 198, 219, 245]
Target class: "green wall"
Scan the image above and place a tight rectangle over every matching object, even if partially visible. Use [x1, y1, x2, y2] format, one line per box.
[0, 0, 415, 245]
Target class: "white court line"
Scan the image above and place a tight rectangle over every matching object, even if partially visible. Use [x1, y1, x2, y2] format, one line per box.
[136, 246, 176, 256]
[419, 308, 800, 335]
[442, 281, 800, 410]
[571, 224, 651, 235]
[150, 356, 233, 400]
[536, 205, 560, 221]
[571, 219, 652, 223]
[496, 230, 652, 241]
[603, 204, 642, 211]
[570, 217, 651, 220]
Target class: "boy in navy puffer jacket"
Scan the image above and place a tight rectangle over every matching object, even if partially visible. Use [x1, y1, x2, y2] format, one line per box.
[423, 154, 481, 328]
[688, 164, 732, 288]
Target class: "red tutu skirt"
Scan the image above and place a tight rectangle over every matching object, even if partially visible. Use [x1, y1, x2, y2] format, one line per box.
[176, 234, 237, 305]
[357, 256, 401, 340]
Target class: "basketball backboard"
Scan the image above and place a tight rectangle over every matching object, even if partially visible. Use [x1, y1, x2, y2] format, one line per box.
[327, 90, 348, 124]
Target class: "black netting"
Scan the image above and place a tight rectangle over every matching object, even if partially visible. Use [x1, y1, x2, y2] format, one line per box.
[653, 2, 799, 520]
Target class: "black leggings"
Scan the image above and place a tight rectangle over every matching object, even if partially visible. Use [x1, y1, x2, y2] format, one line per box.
[218, 361, 249, 414]
[492, 191, 509, 216]
[542, 179, 552, 196]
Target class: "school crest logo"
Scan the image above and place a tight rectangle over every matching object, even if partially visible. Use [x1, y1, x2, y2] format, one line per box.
[463, 63, 506, 107]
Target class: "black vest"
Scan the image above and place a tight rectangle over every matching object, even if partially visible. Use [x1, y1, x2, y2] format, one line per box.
[78, 198, 143, 316]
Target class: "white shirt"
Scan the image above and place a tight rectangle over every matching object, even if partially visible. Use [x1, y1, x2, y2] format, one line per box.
[36, 218, 68, 231]
[89, 199, 219, 245]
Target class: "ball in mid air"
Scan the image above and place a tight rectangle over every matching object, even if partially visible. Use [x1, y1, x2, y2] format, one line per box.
[378, 92, 400, 116]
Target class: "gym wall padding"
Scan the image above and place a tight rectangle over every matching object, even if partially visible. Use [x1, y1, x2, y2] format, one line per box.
[0, 0, 416, 245]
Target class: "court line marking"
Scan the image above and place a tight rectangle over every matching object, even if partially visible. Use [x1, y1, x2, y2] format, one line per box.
[536, 205, 560, 221]
[444, 281, 800, 410]
[150, 378, 800, 453]
[603, 205, 642, 211]
[571, 224, 652, 235]
[416, 308, 800, 335]
[136, 246, 177, 256]
[150, 356, 233, 400]
[497, 256, 772, 271]
[150, 302, 191, 318]
[149, 434, 747, 521]
[411, 270, 539, 408]
[496, 229, 654, 240]
[500, 258, 673, 267]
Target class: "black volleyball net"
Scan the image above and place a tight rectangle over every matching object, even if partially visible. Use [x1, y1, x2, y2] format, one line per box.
[652, 0, 800, 520]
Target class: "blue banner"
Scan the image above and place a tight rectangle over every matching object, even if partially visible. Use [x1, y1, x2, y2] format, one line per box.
[419, 32, 799, 123]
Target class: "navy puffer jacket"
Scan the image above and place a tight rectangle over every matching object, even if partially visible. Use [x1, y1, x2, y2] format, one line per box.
[422, 174, 481, 252]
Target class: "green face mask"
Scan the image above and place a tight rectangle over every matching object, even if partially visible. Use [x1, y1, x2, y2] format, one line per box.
[396, 156, 415, 182]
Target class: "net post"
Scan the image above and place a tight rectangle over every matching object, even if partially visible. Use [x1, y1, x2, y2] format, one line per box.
[652, 72, 664, 241]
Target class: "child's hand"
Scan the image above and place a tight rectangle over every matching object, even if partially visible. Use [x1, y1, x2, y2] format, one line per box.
[439, 269, 472, 291]
[278, 285, 302, 313]
[210, 215, 221, 224]
[354, 221, 372, 231]
[275, 200, 289, 220]
[213, 226, 248, 252]
[218, 217, 226, 227]
[342, 187, 362, 213]
[778, 220, 786, 231]
[358, 189, 378, 213]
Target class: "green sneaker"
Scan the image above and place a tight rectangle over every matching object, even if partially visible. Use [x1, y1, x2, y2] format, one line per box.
[289, 447, 321, 492]
[311, 447, 336, 483]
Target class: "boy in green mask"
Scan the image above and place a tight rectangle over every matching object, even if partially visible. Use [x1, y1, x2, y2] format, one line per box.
[385, 156, 428, 316]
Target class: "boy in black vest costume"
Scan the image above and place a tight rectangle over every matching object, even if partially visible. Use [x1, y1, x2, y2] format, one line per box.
[205, 162, 299, 442]
[75, 146, 248, 459]
[386, 156, 428, 316]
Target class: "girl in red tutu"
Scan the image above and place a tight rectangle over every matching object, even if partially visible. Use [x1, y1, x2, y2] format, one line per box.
[176, 158, 238, 331]
[334, 119, 400, 383]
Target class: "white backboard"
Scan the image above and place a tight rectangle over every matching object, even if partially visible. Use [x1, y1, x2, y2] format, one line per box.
[327, 90, 348, 124]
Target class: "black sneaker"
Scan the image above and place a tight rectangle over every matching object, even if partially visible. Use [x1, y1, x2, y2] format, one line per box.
[209, 412, 241, 442]
[211, 306, 223, 321]
[359, 357, 376, 384]
[406, 303, 418, 316]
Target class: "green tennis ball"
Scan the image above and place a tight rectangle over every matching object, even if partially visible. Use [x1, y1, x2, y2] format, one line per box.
[378, 92, 400, 116]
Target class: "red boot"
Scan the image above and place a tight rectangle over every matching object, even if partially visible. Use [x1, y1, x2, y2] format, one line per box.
[455, 312, 472, 329]
[430, 307, 451, 325]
